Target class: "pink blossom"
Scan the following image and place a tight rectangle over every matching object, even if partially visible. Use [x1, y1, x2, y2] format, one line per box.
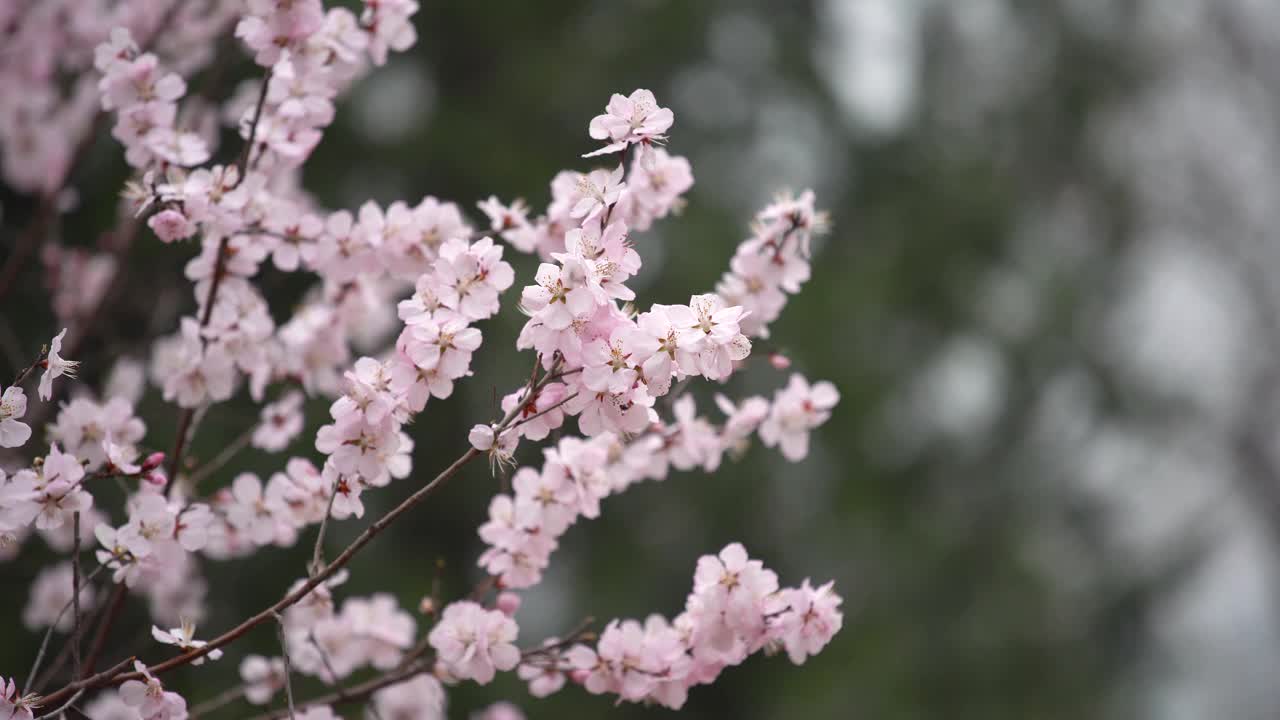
[39, 328, 79, 401]
[585, 89, 674, 157]
[758, 374, 840, 461]
[428, 600, 521, 684]
[569, 166, 625, 220]
[371, 674, 445, 720]
[239, 655, 286, 705]
[773, 579, 843, 665]
[223, 472, 297, 547]
[501, 382, 568, 441]
[0, 676, 36, 720]
[23, 561, 95, 632]
[253, 390, 306, 452]
[0, 386, 32, 448]
[119, 661, 187, 720]
[152, 618, 223, 664]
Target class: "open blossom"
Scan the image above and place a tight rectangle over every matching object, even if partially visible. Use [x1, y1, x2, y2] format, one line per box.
[341, 593, 417, 670]
[774, 579, 843, 665]
[253, 390, 306, 451]
[478, 196, 530, 233]
[669, 294, 752, 381]
[758, 374, 840, 461]
[434, 237, 515, 321]
[0, 676, 36, 720]
[119, 661, 187, 720]
[23, 561, 96, 632]
[362, 0, 420, 66]
[371, 674, 446, 720]
[0, 386, 31, 448]
[428, 601, 521, 684]
[116, 492, 176, 559]
[570, 166, 625, 220]
[501, 382, 568, 441]
[39, 327, 79, 401]
[240, 655, 286, 705]
[223, 472, 297, 547]
[690, 543, 779, 654]
[11, 444, 94, 531]
[585, 89, 674, 157]
[152, 618, 224, 664]
[50, 396, 146, 471]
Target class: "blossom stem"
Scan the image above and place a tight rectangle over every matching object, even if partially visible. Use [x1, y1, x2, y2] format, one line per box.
[80, 583, 128, 679]
[70, 513, 83, 679]
[273, 612, 296, 720]
[309, 479, 341, 577]
[44, 688, 85, 719]
[24, 563, 107, 691]
[189, 684, 246, 718]
[233, 68, 274, 190]
[187, 424, 256, 489]
[164, 235, 228, 490]
[520, 615, 596, 659]
[11, 347, 48, 388]
[510, 391, 578, 431]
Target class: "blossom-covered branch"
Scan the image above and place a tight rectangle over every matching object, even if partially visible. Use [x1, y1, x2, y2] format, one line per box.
[0, 1, 844, 718]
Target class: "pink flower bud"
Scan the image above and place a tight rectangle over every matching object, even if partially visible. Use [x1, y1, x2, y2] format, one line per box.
[769, 352, 791, 370]
[143, 470, 166, 487]
[495, 591, 521, 616]
[569, 669, 590, 684]
[141, 451, 166, 471]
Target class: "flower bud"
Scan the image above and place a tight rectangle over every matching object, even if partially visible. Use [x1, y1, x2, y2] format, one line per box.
[495, 591, 521, 617]
[141, 451, 166, 471]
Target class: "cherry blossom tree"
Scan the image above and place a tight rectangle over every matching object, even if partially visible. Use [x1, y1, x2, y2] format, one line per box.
[0, 1, 843, 717]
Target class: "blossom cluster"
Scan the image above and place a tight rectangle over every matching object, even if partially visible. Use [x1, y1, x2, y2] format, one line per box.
[541, 544, 842, 709]
[476, 377, 838, 590]
[0, 1, 845, 717]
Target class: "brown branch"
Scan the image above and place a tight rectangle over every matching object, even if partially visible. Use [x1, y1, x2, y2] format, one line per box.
[163, 234, 230, 490]
[81, 583, 128, 679]
[244, 660, 432, 720]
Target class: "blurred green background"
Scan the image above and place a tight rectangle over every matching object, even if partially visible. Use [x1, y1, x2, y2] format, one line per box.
[8, 0, 1280, 718]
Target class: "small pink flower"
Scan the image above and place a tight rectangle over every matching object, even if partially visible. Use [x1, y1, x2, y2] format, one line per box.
[148, 208, 197, 243]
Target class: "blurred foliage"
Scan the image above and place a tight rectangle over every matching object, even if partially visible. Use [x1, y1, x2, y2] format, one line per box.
[0, 1, 1200, 719]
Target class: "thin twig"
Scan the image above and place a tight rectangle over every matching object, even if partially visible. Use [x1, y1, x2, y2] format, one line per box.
[308, 479, 340, 577]
[187, 424, 256, 488]
[244, 660, 431, 720]
[189, 684, 246, 719]
[12, 346, 48, 388]
[70, 513, 83, 679]
[164, 235, 227, 489]
[510, 391, 578, 431]
[25, 564, 107, 691]
[233, 69, 273, 189]
[272, 612, 296, 720]
[44, 688, 86, 719]
[80, 583, 128, 680]
[32, 590, 108, 693]
[521, 616, 596, 659]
